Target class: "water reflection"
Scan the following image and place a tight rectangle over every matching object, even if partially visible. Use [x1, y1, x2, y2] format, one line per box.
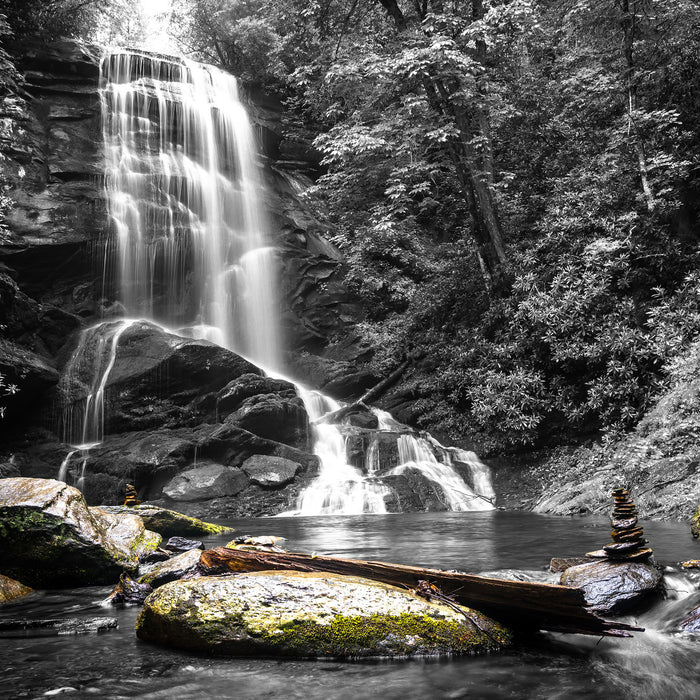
[1, 512, 699, 699]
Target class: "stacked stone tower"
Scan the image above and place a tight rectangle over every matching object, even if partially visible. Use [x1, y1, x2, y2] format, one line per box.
[588, 488, 652, 562]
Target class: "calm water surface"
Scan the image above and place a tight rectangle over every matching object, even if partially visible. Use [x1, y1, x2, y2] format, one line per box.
[1, 511, 699, 699]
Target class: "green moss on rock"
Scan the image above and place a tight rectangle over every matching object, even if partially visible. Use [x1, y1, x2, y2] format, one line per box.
[0, 478, 159, 587]
[136, 571, 512, 658]
[95, 504, 233, 538]
[692, 505, 700, 539]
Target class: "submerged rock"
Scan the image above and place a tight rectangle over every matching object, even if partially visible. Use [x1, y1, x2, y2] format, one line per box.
[0, 573, 34, 604]
[0, 617, 118, 637]
[95, 504, 233, 537]
[560, 560, 662, 614]
[136, 570, 511, 658]
[0, 477, 160, 587]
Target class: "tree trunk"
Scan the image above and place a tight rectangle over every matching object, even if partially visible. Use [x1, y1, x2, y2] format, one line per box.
[620, 0, 655, 212]
[197, 547, 643, 638]
[376, 0, 507, 291]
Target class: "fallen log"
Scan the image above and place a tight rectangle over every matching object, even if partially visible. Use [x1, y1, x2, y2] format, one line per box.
[198, 548, 643, 638]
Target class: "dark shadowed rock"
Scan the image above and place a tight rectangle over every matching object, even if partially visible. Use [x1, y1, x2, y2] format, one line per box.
[224, 393, 309, 448]
[216, 373, 296, 414]
[0, 338, 59, 419]
[60, 321, 262, 436]
[162, 462, 250, 502]
[559, 560, 662, 614]
[105, 572, 153, 607]
[138, 548, 202, 589]
[242, 455, 301, 488]
[163, 536, 204, 554]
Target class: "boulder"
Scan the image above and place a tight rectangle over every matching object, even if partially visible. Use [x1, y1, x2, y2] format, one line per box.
[0, 477, 160, 587]
[95, 504, 233, 538]
[692, 505, 700, 539]
[559, 560, 662, 614]
[138, 548, 202, 588]
[136, 570, 511, 657]
[0, 573, 34, 604]
[216, 373, 295, 414]
[241, 455, 301, 488]
[224, 393, 309, 449]
[60, 321, 262, 436]
[161, 462, 250, 502]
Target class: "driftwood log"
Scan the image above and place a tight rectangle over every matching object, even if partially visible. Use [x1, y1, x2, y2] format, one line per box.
[198, 548, 643, 638]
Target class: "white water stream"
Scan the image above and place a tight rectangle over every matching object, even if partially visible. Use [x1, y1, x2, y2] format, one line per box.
[59, 48, 495, 514]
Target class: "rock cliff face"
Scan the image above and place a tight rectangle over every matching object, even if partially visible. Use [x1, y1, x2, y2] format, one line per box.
[0, 39, 367, 514]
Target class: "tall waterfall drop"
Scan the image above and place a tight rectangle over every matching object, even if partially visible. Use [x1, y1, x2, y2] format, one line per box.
[58, 47, 495, 515]
[101, 50, 280, 368]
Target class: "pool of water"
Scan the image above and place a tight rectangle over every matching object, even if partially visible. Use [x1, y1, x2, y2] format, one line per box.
[1, 511, 699, 699]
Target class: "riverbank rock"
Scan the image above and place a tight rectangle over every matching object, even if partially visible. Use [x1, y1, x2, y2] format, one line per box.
[94, 504, 233, 538]
[0, 574, 33, 604]
[136, 571, 511, 658]
[692, 505, 700, 538]
[560, 560, 662, 614]
[0, 477, 160, 587]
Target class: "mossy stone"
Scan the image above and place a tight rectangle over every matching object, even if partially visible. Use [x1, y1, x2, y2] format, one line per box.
[136, 571, 512, 658]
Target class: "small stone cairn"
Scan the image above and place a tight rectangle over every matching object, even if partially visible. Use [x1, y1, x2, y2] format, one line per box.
[587, 488, 652, 562]
[123, 484, 141, 507]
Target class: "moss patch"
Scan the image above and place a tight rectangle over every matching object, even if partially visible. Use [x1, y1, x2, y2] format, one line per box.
[136, 573, 512, 658]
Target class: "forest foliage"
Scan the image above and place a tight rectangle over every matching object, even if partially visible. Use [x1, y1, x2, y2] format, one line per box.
[3, 1, 700, 452]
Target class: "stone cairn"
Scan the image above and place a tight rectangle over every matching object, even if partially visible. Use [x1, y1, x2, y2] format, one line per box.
[123, 484, 141, 507]
[589, 488, 652, 562]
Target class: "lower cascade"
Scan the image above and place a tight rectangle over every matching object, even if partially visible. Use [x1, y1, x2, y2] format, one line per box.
[54, 46, 495, 515]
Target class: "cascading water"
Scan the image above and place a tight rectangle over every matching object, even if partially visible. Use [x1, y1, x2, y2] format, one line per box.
[58, 319, 135, 485]
[60, 46, 496, 514]
[294, 389, 390, 515]
[100, 50, 280, 368]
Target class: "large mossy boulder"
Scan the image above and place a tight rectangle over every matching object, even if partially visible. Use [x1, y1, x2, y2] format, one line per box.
[136, 570, 511, 658]
[560, 560, 662, 614]
[691, 505, 700, 539]
[95, 504, 234, 538]
[0, 477, 161, 587]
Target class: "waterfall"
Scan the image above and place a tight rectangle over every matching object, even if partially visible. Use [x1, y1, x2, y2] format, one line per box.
[81, 47, 496, 515]
[100, 50, 280, 368]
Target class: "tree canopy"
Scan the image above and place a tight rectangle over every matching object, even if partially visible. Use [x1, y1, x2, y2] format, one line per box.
[3, 0, 700, 452]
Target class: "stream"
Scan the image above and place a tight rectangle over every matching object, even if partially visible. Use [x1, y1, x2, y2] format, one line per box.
[1, 511, 698, 699]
